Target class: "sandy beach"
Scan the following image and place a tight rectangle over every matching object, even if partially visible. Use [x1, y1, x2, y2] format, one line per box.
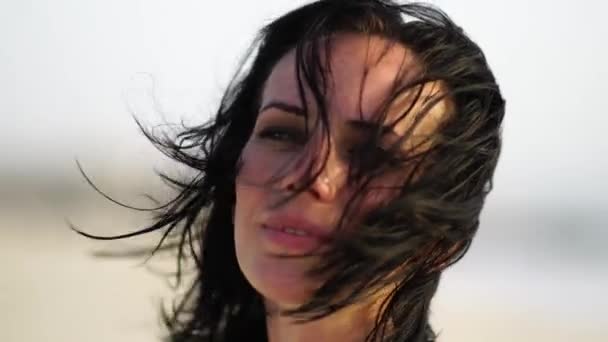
[2, 196, 607, 342]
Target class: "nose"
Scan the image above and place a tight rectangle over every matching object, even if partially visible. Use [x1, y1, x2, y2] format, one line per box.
[309, 151, 348, 201]
[280, 140, 348, 202]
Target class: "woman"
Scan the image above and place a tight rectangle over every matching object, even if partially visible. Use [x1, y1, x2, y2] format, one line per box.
[76, 0, 505, 341]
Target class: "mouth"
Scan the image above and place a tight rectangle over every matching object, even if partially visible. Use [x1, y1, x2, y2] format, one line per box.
[260, 216, 332, 253]
[264, 224, 314, 237]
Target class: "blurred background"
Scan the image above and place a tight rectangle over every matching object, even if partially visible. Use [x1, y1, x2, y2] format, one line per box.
[1, 0, 606, 341]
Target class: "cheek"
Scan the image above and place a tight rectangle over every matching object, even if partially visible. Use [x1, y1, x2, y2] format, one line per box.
[349, 173, 405, 222]
[234, 173, 267, 276]
[234, 141, 288, 243]
[237, 141, 297, 185]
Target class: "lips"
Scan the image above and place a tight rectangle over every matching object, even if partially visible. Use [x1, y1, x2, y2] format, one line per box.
[260, 214, 332, 253]
[264, 215, 331, 239]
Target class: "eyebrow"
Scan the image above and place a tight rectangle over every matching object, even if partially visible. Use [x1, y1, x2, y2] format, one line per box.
[259, 100, 399, 137]
[259, 101, 305, 116]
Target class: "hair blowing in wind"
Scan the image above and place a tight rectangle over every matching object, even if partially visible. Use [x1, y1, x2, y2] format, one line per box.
[73, 1, 505, 341]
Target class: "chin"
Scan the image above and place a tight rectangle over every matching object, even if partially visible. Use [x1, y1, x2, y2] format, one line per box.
[257, 282, 312, 312]
[236, 247, 319, 310]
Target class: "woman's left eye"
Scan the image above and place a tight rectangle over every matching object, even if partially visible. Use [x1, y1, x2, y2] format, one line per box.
[349, 144, 404, 168]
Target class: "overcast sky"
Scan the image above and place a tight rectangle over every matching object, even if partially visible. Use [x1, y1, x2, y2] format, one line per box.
[1, 0, 607, 209]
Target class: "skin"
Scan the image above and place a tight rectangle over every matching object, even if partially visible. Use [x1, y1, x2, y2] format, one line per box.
[234, 33, 453, 342]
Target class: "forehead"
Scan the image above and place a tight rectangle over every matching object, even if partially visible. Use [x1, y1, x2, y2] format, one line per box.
[261, 33, 451, 135]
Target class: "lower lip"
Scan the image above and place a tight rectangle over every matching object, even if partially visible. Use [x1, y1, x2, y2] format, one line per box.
[260, 225, 325, 253]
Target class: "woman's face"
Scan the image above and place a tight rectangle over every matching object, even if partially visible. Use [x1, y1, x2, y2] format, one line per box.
[234, 33, 452, 309]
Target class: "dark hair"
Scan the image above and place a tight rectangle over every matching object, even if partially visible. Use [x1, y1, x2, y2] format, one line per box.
[75, 0, 505, 341]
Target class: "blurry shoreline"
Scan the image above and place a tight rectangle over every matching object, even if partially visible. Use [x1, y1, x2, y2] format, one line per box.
[2, 172, 607, 342]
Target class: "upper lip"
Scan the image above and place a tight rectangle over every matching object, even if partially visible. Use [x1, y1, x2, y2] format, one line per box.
[262, 213, 333, 240]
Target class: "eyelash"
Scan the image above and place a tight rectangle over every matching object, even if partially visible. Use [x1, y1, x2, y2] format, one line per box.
[257, 126, 306, 144]
[258, 126, 405, 167]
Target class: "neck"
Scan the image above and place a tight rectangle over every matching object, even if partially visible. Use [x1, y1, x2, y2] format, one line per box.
[265, 300, 378, 342]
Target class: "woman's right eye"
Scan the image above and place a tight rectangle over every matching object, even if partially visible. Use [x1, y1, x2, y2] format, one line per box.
[257, 127, 305, 144]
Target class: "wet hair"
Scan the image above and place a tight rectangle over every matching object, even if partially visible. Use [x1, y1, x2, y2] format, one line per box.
[74, 0, 505, 341]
